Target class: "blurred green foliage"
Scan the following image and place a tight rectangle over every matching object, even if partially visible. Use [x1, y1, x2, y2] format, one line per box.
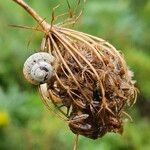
[0, 0, 150, 150]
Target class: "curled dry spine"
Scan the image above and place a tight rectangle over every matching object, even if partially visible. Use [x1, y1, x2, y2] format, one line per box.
[12, 0, 138, 149]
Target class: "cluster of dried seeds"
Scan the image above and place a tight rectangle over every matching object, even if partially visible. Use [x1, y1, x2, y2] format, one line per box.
[39, 27, 137, 139]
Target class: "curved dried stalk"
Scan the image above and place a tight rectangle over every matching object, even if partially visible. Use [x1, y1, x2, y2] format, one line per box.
[39, 84, 67, 121]
[12, 0, 50, 32]
[73, 134, 79, 150]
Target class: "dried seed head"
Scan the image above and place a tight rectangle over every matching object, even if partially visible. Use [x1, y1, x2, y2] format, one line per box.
[38, 27, 137, 139]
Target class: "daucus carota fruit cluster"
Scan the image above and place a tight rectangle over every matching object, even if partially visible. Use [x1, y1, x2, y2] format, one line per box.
[38, 28, 137, 139]
[13, 0, 137, 145]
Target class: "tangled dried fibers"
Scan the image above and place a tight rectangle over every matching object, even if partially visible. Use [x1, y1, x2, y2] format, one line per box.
[39, 26, 137, 139]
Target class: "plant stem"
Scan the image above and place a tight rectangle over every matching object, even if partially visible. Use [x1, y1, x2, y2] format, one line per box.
[12, 0, 50, 32]
[73, 134, 79, 150]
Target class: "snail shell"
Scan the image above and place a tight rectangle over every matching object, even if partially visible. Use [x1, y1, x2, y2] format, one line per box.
[23, 52, 55, 85]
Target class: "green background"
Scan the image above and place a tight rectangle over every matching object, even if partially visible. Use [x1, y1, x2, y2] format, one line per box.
[0, 0, 150, 150]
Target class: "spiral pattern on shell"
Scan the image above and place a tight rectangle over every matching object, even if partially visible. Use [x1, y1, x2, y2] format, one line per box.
[23, 52, 55, 85]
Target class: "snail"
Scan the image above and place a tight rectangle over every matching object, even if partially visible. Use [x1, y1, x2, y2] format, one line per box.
[23, 52, 55, 85]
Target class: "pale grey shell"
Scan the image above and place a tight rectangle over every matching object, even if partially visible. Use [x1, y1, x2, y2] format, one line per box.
[23, 52, 55, 85]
